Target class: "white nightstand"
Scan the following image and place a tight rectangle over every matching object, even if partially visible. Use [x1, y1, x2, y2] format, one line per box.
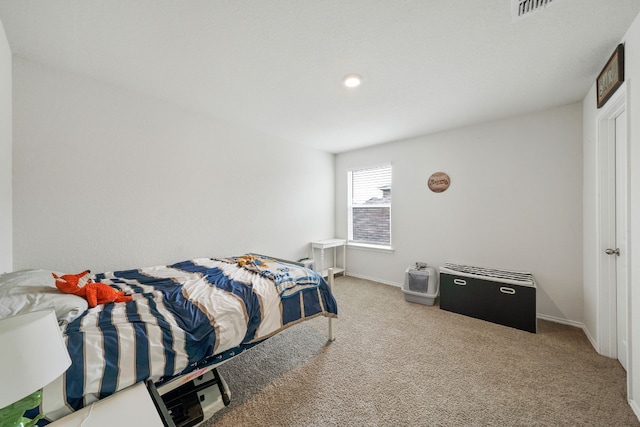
[48, 381, 172, 427]
[311, 238, 346, 278]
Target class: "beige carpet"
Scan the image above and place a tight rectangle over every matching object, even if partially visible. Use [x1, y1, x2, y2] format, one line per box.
[204, 275, 638, 426]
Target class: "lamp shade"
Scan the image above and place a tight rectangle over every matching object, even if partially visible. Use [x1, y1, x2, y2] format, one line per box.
[0, 310, 71, 409]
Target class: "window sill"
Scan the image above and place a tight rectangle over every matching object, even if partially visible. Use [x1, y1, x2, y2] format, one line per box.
[347, 242, 395, 253]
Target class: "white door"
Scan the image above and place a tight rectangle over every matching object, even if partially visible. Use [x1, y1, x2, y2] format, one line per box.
[614, 111, 629, 371]
[598, 85, 629, 373]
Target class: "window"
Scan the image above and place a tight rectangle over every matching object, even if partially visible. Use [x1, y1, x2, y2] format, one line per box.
[348, 164, 392, 247]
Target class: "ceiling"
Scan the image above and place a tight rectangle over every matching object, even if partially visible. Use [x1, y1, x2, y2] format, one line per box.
[0, 1, 639, 154]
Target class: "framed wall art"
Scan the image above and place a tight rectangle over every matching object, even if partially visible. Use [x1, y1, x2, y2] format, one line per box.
[597, 43, 624, 109]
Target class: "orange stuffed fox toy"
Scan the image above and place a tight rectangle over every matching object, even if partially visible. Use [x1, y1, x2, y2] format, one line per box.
[53, 270, 132, 308]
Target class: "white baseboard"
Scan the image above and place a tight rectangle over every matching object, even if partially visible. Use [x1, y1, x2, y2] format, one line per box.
[536, 314, 600, 353]
[344, 273, 401, 288]
[536, 313, 583, 328]
[630, 398, 640, 423]
[536, 313, 584, 330]
[580, 324, 599, 353]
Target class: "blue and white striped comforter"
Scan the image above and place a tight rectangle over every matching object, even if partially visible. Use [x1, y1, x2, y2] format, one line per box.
[38, 257, 338, 423]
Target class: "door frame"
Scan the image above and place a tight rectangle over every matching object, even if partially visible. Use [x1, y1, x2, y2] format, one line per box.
[596, 81, 631, 392]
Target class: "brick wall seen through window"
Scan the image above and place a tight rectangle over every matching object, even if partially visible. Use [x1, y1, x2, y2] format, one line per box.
[348, 165, 391, 246]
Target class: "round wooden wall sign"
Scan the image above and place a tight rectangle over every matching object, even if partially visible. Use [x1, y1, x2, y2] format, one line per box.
[428, 172, 450, 193]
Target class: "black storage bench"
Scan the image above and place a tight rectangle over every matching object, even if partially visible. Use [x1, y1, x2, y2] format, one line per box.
[439, 263, 537, 333]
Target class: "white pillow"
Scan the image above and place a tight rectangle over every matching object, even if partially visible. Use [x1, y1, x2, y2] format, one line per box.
[0, 269, 88, 324]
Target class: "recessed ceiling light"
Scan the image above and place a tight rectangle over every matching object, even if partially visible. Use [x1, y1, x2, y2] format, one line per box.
[343, 74, 362, 88]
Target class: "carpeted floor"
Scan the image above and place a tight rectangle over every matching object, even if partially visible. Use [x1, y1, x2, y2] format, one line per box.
[203, 275, 639, 426]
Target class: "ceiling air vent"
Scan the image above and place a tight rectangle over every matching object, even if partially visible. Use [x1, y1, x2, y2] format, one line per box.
[512, 0, 555, 21]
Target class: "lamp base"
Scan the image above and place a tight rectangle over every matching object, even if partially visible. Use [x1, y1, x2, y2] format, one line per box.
[0, 390, 44, 427]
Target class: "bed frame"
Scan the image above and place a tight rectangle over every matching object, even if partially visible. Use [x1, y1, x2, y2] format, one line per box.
[156, 267, 336, 397]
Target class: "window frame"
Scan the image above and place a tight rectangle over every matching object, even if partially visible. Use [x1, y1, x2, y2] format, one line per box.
[347, 164, 393, 249]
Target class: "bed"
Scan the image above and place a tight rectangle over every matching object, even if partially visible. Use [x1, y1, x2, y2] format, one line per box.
[0, 254, 338, 425]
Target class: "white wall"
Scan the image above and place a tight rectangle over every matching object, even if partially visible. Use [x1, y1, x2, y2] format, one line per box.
[12, 57, 335, 273]
[336, 103, 584, 323]
[0, 19, 11, 273]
